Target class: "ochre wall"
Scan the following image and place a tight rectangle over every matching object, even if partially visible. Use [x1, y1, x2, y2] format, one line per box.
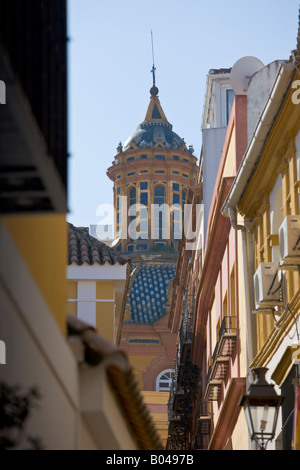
[3, 214, 67, 334]
[66, 279, 116, 344]
[141, 391, 169, 448]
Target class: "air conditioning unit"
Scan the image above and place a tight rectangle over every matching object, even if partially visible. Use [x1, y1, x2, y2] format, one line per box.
[279, 215, 300, 265]
[254, 262, 284, 309]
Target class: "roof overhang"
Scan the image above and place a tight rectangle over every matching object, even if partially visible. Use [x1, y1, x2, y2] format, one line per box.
[67, 262, 128, 281]
[208, 377, 246, 450]
[79, 359, 139, 450]
[0, 47, 68, 214]
[221, 62, 296, 218]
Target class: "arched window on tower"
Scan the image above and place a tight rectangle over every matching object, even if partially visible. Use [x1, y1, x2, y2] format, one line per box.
[154, 185, 165, 240]
[181, 189, 187, 236]
[129, 187, 136, 207]
[155, 369, 174, 392]
[128, 187, 136, 241]
[182, 189, 186, 211]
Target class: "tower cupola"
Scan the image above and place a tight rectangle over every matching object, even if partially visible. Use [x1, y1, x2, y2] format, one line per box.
[107, 74, 199, 254]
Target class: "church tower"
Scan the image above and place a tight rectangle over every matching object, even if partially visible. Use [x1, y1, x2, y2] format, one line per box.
[107, 69, 199, 447]
[107, 78, 198, 254]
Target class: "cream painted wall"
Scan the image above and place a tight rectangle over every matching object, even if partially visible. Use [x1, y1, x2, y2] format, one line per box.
[231, 407, 250, 450]
[295, 130, 300, 180]
[80, 365, 138, 450]
[222, 125, 236, 178]
[237, 229, 249, 378]
[210, 297, 217, 354]
[79, 422, 99, 450]
[0, 278, 79, 450]
[296, 130, 300, 212]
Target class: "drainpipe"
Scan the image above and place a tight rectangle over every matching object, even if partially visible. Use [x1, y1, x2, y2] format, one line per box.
[225, 207, 258, 451]
[228, 207, 256, 368]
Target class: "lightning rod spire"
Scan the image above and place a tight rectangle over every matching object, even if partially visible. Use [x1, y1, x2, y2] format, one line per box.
[150, 30, 158, 96]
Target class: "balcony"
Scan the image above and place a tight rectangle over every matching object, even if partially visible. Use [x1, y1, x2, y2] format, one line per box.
[168, 414, 186, 443]
[173, 388, 186, 415]
[168, 357, 178, 424]
[210, 342, 230, 381]
[167, 294, 199, 449]
[204, 382, 222, 401]
[204, 366, 222, 401]
[179, 294, 196, 351]
[198, 400, 211, 435]
[217, 316, 237, 356]
[167, 417, 187, 450]
[203, 317, 237, 402]
[167, 344, 199, 449]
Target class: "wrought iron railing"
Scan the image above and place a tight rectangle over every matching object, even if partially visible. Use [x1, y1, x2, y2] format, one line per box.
[168, 348, 179, 423]
[218, 315, 237, 342]
[179, 293, 196, 347]
[206, 365, 212, 385]
[212, 341, 219, 365]
[167, 292, 198, 449]
[199, 399, 211, 417]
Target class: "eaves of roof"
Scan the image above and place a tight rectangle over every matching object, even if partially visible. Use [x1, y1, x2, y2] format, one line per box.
[68, 223, 129, 266]
[67, 315, 163, 450]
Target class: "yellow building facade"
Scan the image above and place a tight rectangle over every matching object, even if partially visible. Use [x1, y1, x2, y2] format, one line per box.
[222, 50, 300, 449]
[66, 223, 131, 345]
[3, 215, 68, 334]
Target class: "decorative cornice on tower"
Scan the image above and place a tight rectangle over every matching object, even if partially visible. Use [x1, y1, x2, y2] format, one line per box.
[121, 91, 184, 152]
[141, 95, 171, 129]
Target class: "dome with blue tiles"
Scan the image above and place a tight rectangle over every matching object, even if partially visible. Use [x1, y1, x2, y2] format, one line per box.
[126, 264, 176, 324]
[122, 91, 184, 152]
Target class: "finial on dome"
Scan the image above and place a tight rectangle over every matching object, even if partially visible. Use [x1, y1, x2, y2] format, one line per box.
[150, 30, 159, 96]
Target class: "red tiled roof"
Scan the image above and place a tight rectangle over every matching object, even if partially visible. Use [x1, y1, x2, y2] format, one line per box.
[68, 223, 129, 266]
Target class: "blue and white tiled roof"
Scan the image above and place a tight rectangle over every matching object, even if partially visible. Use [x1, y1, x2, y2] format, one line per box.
[126, 264, 176, 325]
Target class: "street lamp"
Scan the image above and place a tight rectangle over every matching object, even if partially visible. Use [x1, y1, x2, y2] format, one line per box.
[240, 367, 284, 450]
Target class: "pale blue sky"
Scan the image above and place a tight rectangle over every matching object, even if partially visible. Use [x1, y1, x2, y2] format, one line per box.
[67, 0, 299, 228]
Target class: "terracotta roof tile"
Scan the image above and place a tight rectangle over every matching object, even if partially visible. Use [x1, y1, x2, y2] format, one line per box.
[68, 223, 129, 266]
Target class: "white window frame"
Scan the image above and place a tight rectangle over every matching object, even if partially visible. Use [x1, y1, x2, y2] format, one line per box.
[155, 369, 174, 392]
